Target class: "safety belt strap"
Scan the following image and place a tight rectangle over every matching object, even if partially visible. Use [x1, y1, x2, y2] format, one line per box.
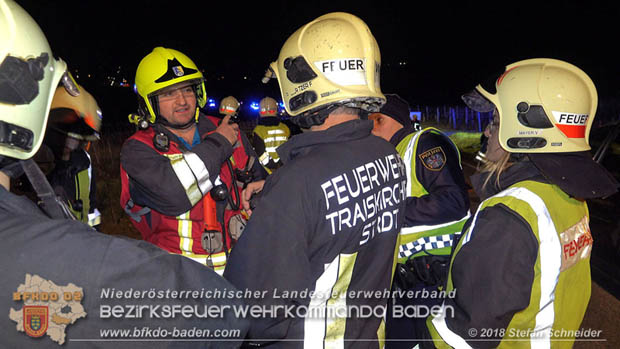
[21, 159, 77, 220]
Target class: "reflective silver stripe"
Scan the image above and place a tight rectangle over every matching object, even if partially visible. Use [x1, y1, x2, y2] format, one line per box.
[264, 136, 288, 143]
[179, 252, 228, 275]
[165, 154, 202, 205]
[431, 302, 473, 348]
[304, 255, 340, 348]
[259, 152, 271, 165]
[85, 151, 93, 188]
[84, 152, 99, 226]
[183, 151, 213, 195]
[400, 212, 470, 235]
[87, 208, 101, 227]
[265, 146, 278, 153]
[213, 176, 222, 186]
[267, 129, 285, 135]
[402, 132, 421, 197]
[177, 211, 193, 254]
[508, 188, 559, 348]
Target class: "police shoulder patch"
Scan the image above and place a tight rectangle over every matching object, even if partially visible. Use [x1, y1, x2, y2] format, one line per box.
[418, 146, 446, 171]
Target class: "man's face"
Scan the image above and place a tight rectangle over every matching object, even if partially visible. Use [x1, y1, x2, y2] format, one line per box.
[156, 82, 197, 126]
[368, 112, 403, 141]
[483, 109, 508, 162]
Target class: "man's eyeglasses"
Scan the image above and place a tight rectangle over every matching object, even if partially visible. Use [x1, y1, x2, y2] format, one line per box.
[156, 85, 196, 102]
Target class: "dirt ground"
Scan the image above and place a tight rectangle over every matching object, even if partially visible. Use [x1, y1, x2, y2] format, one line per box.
[578, 283, 620, 348]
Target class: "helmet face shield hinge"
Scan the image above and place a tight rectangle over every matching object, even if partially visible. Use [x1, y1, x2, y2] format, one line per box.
[0, 120, 34, 151]
[289, 91, 317, 112]
[507, 137, 547, 149]
[516, 102, 553, 129]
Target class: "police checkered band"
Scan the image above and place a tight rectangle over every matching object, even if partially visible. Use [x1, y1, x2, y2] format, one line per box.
[398, 233, 457, 259]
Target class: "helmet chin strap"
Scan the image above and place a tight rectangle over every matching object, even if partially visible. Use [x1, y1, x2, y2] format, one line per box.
[291, 103, 342, 129]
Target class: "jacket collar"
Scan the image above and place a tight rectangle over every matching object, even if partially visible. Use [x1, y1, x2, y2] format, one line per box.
[470, 160, 548, 201]
[389, 126, 414, 147]
[258, 116, 281, 126]
[150, 113, 215, 151]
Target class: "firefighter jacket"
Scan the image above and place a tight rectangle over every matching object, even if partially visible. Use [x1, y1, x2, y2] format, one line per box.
[48, 148, 101, 227]
[425, 161, 593, 348]
[224, 119, 407, 348]
[120, 113, 266, 275]
[392, 127, 470, 263]
[0, 185, 249, 348]
[252, 116, 291, 172]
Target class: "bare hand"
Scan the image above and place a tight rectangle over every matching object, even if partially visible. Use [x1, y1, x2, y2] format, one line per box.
[215, 115, 239, 145]
[242, 180, 265, 217]
[0, 171, 10, 190]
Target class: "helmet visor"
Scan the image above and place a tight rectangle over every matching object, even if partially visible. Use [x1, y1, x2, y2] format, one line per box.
[461, 88, 496, 113]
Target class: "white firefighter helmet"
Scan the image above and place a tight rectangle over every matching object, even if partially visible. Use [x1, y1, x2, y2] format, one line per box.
[0, 0, 77, 160]
[259, 97, 278, 117]
[462, 58, 597, 153]
[49, 84, 102, 141]
[265, 12, 384, 124]
[219, 96, 240, 116]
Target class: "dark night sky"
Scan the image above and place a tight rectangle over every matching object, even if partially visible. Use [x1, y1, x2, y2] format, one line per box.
[15, 0, 620, 110]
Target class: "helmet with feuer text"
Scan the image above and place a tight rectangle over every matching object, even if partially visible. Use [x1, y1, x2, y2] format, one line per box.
[219, 96, 240, 117]
[263, 12, 385, 128]
[259, 97, 278, 117]
[0, 0, 79, 160]
[462, 58, 597, 153]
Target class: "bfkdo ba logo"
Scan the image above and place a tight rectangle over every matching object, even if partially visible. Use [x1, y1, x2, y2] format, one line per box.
[10, 274, 86, 345]
[24, 305, 48, 338]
